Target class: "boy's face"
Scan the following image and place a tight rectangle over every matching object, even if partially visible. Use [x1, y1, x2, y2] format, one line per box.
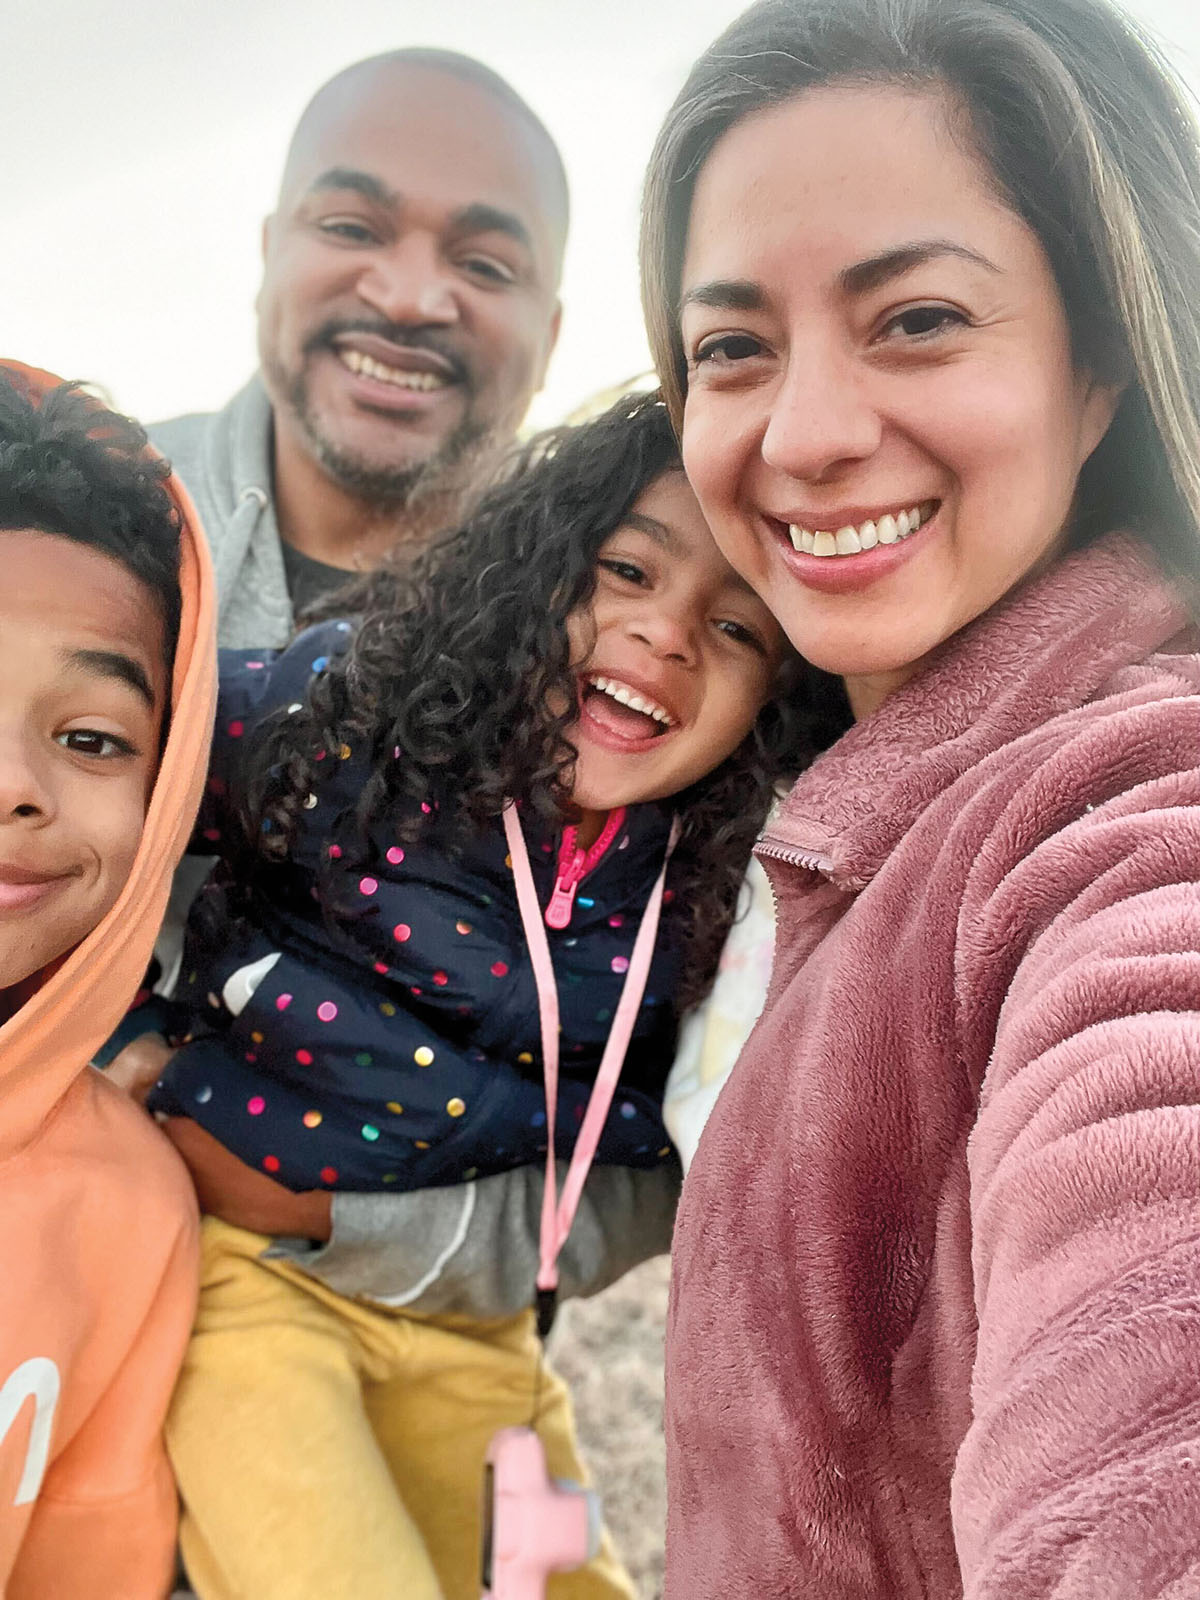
[0, 530, 167, 1009]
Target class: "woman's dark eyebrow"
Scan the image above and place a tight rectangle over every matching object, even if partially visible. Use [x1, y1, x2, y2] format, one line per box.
[840, 239, 1001, 294]
[680, 280, 765, 314]
[681, 242, 999, 314]
[63, 649, 155, 708]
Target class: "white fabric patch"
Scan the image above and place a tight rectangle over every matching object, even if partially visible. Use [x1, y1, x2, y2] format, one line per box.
[222, 951, 282, 1017]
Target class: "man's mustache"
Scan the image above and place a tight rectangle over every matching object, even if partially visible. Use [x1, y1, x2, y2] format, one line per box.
[304, 318, 473, 388]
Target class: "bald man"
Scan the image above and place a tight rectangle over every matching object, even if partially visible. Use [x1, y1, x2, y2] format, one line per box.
[152, 48, 566, 643]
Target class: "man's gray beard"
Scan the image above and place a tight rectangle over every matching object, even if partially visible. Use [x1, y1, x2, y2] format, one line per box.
[282, 364, 495, 514]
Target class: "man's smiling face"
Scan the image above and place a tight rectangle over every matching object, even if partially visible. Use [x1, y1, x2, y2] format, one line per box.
[0, 529, 166, 1012]
[256, 61, 565, 507]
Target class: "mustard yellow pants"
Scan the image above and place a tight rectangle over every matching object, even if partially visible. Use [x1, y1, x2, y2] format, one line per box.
[168, 1218, 635, 1600]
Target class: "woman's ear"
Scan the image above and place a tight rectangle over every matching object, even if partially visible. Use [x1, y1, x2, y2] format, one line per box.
[1078, 372, 1125, 467]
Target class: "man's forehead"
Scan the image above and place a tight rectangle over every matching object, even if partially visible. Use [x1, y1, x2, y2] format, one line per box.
[280, 62, 567, 264]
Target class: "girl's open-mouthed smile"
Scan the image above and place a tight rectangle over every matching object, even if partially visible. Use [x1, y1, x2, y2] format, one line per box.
[564, 470, 787, 821]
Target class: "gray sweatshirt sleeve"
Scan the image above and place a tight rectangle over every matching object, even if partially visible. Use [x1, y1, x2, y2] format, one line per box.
[265, 1159, 681, 1317]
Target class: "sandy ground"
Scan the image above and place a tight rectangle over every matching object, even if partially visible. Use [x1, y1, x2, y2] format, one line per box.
[549, 1256, 671, 1599]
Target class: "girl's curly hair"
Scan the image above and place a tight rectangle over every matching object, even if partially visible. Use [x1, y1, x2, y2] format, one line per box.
[239, 390, 849, 1010]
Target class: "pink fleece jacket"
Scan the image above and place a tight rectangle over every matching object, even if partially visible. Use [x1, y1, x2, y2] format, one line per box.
[664, 533, 1200, 1599]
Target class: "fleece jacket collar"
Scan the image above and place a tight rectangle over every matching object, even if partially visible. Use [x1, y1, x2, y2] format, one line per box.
[763, 533, 1189, 892]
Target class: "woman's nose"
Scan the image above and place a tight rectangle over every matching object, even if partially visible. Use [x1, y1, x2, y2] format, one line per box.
[356, 237, 460, 327]
[760, 342, 882, 483]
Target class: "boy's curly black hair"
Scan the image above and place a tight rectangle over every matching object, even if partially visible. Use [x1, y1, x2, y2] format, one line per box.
[240, 390, 849, 1009]
[0, 370, 182, 668]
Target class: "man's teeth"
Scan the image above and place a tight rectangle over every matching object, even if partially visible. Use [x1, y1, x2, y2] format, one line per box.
[339, 348, 448, 391]
[588, 676, 674, 727]
[789, 502, 935, 557]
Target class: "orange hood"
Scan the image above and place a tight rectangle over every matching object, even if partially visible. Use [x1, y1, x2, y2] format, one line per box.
[0, 362, 217, 1160]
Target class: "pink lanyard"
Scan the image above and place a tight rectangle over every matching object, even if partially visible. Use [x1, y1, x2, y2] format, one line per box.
[503, 802, 679, 1333]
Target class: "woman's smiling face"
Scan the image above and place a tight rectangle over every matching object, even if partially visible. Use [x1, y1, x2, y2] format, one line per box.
[679, 84, 1121, 717]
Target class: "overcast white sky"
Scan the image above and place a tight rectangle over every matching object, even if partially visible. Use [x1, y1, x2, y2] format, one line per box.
[3, 0, 1199, 431]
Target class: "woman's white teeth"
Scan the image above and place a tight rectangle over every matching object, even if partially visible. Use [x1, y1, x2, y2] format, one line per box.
[339, 348, 448, 391]
[788, 503, 932, 557]
[589, 675, 674, 727]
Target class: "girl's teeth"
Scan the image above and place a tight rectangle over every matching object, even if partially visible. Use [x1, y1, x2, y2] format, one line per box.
[590, 676, 672, 726]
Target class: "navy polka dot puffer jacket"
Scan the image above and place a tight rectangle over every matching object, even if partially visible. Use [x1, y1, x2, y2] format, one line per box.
[149, 624, 681, 1192]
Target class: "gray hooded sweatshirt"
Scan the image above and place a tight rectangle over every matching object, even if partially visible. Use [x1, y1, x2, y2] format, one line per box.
[148, 378, 679, 1314]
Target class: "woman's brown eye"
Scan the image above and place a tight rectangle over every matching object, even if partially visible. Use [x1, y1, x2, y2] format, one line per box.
[696, 334, 763, 364]
[889, 306, 965, 338]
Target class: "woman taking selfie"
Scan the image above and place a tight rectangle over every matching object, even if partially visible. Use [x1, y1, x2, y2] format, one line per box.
[641, 0, 1200, 1593]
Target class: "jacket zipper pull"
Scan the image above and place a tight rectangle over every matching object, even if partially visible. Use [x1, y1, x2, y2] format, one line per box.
[545, 850, 585, 929]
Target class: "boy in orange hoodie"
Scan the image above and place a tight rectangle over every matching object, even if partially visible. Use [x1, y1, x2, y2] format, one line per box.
[0, 364, 215, 1597]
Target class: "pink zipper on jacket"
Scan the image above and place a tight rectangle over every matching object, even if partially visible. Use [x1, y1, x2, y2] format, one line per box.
[544, 808, 628, 928]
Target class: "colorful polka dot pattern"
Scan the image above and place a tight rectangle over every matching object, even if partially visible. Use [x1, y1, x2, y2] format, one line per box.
[151, 627, 681, 1192]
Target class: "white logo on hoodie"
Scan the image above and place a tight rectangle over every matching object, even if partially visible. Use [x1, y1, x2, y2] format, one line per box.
[0, 1358, 60, 1505]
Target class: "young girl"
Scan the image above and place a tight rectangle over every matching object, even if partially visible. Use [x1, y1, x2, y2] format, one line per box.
[149, 392, 820, 1600]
